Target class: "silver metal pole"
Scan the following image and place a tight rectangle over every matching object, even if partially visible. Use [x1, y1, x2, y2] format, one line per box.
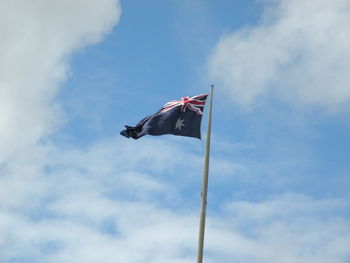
[197, 85, 214, 263]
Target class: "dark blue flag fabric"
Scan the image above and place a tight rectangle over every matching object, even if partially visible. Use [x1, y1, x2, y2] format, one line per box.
[120, 94, 208, 139]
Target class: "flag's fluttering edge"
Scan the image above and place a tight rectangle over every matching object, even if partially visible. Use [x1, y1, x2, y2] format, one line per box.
[120, 94, 208, 139]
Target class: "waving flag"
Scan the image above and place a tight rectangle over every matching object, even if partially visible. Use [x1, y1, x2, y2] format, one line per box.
[120, 94, 208, 139]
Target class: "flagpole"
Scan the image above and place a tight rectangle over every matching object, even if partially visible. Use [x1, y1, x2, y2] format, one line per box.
[197, 85, 213, 263]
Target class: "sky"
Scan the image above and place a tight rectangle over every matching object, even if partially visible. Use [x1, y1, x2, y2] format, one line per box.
[0, 0, 350, 262]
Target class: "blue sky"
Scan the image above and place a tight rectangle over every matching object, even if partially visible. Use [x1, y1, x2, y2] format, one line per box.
[1, 0, 350, 262]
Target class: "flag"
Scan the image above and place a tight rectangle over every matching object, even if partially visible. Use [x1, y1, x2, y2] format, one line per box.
[120, 94, 208, 139]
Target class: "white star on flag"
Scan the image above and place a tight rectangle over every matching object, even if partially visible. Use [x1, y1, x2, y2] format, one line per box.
[175, 117, 185, 130]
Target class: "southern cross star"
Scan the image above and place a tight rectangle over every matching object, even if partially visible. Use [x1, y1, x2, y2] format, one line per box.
[175, 117, 185, 130]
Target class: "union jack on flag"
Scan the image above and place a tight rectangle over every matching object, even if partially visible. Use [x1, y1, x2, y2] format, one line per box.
[160, 94, 207, 115]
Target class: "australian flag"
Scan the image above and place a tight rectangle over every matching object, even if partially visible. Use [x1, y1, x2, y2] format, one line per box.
[120, 94, 208, 139]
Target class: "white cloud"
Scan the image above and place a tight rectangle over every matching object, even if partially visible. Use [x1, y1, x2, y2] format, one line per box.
[208, 0, 350, 112]
[0, 137, 203, 263]
[206, 193, 350, 263]
[2, 148, 349, 263]
[0, 0, 120, 161]
[0, 131, 348, 263]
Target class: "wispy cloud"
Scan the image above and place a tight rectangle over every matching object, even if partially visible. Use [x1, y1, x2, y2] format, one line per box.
[1, 136, 349, 262]
[0, 136, 234, 262]
[207, 193, 350, 263]
[208, 0, 350, 112]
